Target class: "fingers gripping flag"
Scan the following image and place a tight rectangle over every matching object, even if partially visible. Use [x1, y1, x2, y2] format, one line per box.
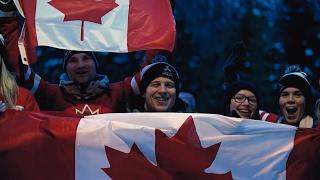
[14, 0, 176, 64]
[0, 110, 320, 179]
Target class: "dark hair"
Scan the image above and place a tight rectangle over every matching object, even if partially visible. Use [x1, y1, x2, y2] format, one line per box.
[223, 80, 260, 119]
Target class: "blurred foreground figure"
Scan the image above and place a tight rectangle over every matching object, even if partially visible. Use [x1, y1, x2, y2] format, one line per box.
[0, 35, 39, 112]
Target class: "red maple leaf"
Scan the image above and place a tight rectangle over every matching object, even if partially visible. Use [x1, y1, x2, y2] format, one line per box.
[102, 143, 172, 180]
[103, 116, 232, 179]
[155, 116, 233, 179]
[48, 0, 119, 41]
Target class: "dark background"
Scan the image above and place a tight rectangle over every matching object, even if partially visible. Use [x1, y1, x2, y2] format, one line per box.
[33, 0, 320, 114]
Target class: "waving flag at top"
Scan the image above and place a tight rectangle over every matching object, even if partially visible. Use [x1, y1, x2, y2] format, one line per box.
[14, 0, 176, 64]
[1, 110, 320, 179]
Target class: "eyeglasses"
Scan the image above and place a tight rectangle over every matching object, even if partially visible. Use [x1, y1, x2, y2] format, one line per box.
[232, 94, 257, 105]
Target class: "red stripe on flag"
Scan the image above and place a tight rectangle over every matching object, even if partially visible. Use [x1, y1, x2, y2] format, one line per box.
[286, 128, 320, 180]
[127, 0, 176, 52]
[0, 110, 79, 179]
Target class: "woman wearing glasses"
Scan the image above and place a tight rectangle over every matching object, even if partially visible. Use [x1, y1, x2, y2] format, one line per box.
[222, 80, 279, 122]
[223, 80, 261, 119]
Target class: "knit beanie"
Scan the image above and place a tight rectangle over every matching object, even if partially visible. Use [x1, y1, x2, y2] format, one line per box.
[140, 62, 180, 95]
[62, 50, 99, 72]
[278, 71, 314, 116]
[223, 80, 260, 119]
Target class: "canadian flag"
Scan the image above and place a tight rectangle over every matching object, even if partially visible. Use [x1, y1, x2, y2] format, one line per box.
[0, 110, 319, 179]
[13, 0, 176, 64]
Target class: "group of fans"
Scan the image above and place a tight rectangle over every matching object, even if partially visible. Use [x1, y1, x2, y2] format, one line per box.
[221, 42, 318, 128]
[222, 69, 316, 128]
[0, 0, 319, 129]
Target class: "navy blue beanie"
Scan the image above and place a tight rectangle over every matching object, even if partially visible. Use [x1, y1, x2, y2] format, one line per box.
[140, 62, 180, 95]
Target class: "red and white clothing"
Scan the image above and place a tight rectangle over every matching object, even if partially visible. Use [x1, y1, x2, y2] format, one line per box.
[23, 67, 134, 117]
[259, 110, 279, 123]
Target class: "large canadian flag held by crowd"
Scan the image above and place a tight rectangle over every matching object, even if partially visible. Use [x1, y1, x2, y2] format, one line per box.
[13, 0, 176, 64]
[0, 110, 319, 179]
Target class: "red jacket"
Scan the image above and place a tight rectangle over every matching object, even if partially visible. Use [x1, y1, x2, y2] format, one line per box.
[16, 86, 40, 111]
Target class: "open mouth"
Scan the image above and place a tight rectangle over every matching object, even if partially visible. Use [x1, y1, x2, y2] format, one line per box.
[286, 107, 297, 114]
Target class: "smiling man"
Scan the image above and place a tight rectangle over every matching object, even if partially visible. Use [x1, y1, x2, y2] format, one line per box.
[63, 51, 97, 87]
[127, 61, 187, 112]
[277, 65, 315, 128]
[144, 76, 177, 112]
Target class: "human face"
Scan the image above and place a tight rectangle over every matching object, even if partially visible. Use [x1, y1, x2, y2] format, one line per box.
[230, 90, 258, 119]
[143, 77, 177, 112]
[66, 53, 96, 86]
[279, 87, 306, 125]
